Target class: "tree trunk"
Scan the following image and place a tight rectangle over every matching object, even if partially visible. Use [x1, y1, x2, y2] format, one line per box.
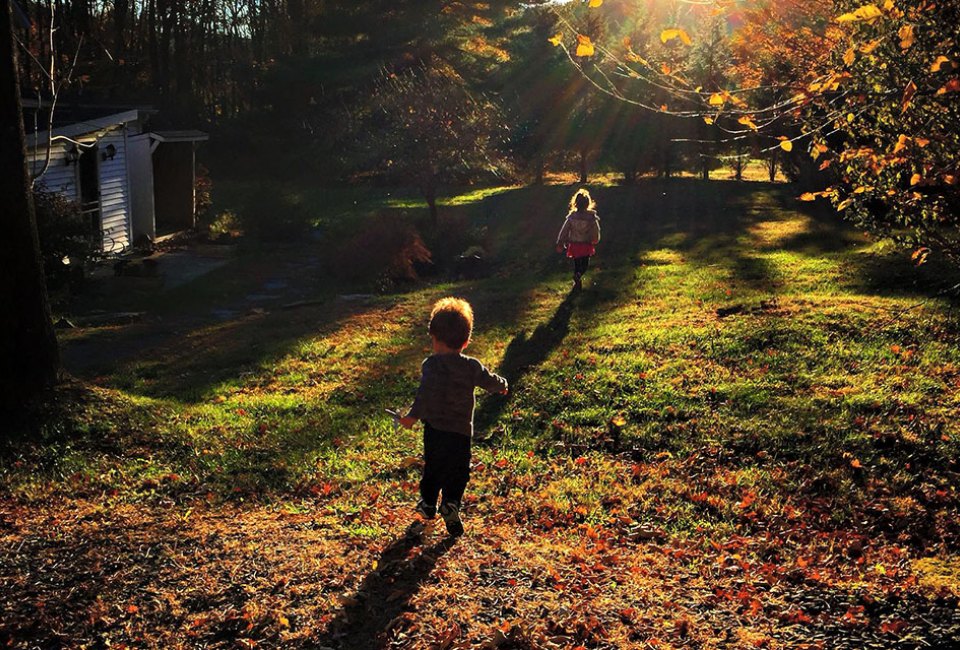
[113, 0, 128, 59]
[698, 120, 709, 180]
[148, 0, 159, 88]
[288, 0, 306, 57]
[425, 191, 439, 229]
[578, 149, 588, 184]
[0, 0, 60, 413]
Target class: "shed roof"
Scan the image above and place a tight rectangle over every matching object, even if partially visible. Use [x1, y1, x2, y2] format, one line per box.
[150, 130, 209, 143]
[30, 109, 145, 145]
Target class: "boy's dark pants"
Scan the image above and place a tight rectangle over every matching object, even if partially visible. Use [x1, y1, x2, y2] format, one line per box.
[421, 422, 471, 507]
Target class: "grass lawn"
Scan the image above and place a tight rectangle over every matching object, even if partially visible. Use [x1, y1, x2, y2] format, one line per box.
[2, 179, 959, 649]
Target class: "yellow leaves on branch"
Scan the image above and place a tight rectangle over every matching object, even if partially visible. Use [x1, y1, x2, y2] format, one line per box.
[936, 78, 960, 95]
[660, 28, 692, 46]
[576, 34, 595, 57]
[548, 33, 563, 47]
[892, 134, 930, 154]
[898, 24, 915, 50]
[738, 115, 758, 131]
[843, 47, 856, 66]
[810, 142, 830, 160]
[808, 72, 850, 93]
[931, 56, 955, 72]
[626, 49, 649, 66]
[705, 90, 747, 112]
[779, 138, 793, 152]
[893, 134, 908, 154]
[901, 80, 917, 112]
[799, 190, 832, 202]
[588, 0, 603, 7]
[836, 4, 884, 24]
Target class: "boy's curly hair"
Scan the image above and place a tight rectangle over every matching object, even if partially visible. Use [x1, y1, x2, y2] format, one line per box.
[429, 297, 473, 349]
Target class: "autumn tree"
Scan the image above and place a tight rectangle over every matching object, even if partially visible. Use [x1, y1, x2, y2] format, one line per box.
[365, 61, 505, 227]
[802, 1, 960, 265]
[727, 0, 837, 184]
[1, 0, 60, 414]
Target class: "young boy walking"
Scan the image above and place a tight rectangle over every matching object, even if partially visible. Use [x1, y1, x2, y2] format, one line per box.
[399, 297, 508, 536]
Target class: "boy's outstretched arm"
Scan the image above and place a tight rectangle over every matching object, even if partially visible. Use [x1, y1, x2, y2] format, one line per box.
[475, 360, 508, 395]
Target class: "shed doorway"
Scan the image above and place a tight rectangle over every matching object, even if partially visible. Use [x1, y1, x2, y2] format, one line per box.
[77, 143, 102, 247]
[152, 140, 198, 236]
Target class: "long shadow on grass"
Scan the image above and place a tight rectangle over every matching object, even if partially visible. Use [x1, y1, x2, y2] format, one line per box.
[315, 526, 458, 649]
[474, 265, 642, 442]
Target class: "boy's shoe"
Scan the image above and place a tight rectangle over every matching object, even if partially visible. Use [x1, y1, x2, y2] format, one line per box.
[439, 502, 464, 537]
[416, 500, 437, 519]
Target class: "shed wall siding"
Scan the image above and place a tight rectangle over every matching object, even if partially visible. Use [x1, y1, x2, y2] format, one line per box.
[28, 141, 78, 200]
[95, 133, 130, 252]
[127, 134, 156, 242]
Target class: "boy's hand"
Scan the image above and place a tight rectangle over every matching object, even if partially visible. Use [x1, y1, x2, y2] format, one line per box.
[556, 245, 564, 254]
[399, 416, 418, 429]
[499, 389, 509, 395]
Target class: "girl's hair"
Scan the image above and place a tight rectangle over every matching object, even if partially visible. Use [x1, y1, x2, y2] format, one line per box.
[570, 189, 595, 212]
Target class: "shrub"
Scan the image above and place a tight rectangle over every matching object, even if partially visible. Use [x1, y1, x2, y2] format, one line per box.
[332, 215, 432, 291]
[426, 214, 491, 270]
[33, 186, 95, 291]
[205, 210, 242, 242]
[238, 184, 312, 241]
[194, 163, 213, 223]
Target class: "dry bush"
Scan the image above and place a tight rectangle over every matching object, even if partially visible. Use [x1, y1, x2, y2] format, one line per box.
[332, 215, 432, 290]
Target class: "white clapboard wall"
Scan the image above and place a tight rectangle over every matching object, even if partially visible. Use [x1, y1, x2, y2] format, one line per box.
[27, 140, 78, 200]
[94, 132, 130, 252]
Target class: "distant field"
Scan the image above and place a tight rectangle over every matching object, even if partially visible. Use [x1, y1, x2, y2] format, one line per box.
[2, 179, 958, 649]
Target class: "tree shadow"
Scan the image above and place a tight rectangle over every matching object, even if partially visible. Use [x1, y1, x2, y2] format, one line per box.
[843, 252, 960, 305]
[315, 524, 459, 650]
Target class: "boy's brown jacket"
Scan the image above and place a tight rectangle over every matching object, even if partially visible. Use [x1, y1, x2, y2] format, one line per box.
[406, 353, 507, 437]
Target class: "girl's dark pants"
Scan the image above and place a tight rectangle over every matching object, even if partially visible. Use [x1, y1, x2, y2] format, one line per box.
[421, 422, 471, 507]
[574, 256, 590, 276]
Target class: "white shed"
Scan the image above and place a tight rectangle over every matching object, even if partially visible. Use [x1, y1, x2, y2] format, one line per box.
[26, 109, 208, 253]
